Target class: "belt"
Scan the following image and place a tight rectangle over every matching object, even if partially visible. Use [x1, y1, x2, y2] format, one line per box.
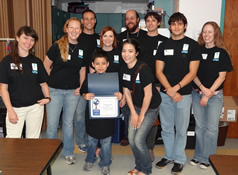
[193, 88, 222, 95]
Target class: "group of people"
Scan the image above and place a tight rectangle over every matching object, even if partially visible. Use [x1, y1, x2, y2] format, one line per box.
[0, 7, 233, 175]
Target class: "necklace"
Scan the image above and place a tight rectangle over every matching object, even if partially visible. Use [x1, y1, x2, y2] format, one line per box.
[127, 29, 140, 39]
[69, 44, 77, 52]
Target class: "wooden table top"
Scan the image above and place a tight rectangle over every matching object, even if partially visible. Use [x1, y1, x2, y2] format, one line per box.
[209, 155, 238, 175]
[0, 138, 62, 175]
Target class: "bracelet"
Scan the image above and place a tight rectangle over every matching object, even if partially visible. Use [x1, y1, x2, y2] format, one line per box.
[198, 84, 202, 88]
[45, 97, 51, 102]
[178, 83, 182, 89]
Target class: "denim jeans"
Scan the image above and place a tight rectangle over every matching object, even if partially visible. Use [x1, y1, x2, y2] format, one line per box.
[74, 95, 88, 146]
[159, 92, 192, 164]
[128, 106, 159, 174]
[86, 135, 112, 168]
[192, 90, 223, 164]
[121, 104, 130, 137]
[46, 87, 79, 157]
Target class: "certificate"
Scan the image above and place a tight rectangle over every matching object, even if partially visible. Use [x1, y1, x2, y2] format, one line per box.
[89, 96, 119, 118]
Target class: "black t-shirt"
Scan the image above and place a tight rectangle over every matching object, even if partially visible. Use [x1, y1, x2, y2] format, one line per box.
[46, 42, 86, 89]
[94, 48, 125, 73]
[192, 46, 233, 90]
[0, 54, 48, 107]
[78, 32, 101, 72]
[138, 34, 168, 82]
[80, 76, 115, 139]
[120, 60, 161, 109]
[117, 29, 147, 49]
[156, 36, 202, 95]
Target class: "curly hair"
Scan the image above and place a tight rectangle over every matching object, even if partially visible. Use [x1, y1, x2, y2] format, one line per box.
[57, 17, 81, 62]
[198, 21, 227, 50]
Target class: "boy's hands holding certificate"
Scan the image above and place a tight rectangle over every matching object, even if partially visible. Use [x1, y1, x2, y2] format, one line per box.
[114, 92, 122, 101]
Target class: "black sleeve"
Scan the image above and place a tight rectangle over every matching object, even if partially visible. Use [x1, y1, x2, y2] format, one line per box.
[46, 43, 60, 62]
[80, 78, 88, 96]
[0, 57, 9, 84]
[37, 58, 49, 83]
[140, 66, 154, 88]
[219, 49, 233, 72]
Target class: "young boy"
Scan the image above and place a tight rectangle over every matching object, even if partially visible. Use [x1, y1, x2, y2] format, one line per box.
[80, 50, 122, 175]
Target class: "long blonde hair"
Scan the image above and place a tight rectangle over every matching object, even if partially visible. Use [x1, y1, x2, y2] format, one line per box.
[198, 21, 227, 50]
[57, 17, 81, 62]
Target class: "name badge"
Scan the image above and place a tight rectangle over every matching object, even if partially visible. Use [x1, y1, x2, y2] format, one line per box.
[153, 50, 157, 56]
[136, 73, 141, 83]
[114, 55, 119, 63]
[182, 44, 189, 51]
[32, 63, 38, 74]
[202, 54, 208, 60]
[123, 73, 131, 81]
[79, 49, 83, 59]
[97, 39, 101, 48]
[32, 63, 38, 71]
[164, 49, 174, 56]
[214, 52, 220, 59]
[68, 55, 71, 60]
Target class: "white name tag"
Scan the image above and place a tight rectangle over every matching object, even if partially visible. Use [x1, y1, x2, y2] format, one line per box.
[68, 55, 71, 60]
[79, 49, 83, 56]
[202, 54, 208, 60]
[182, 44, 189, 51]
[32, 63, 38, 71]
[136, 73, 140, 81]
[153, 50, 157, 56]
[164, 49, 174, 56]
[123, 73, 131, 81]
[114, 55, 119, 61]
[214, 52, 220, 59]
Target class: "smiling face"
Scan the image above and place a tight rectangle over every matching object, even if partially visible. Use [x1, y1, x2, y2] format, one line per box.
[16, 33, 35, 55]
[66, 20, 82, 44]
[125, 10, 139, 33]
[102, 30, 115, 50]
[170, 20, 187, 40]
[92, 57, 109, 73]
[145, 15, 160, 34]
[202, 24, 215, 47]
[121, 43, 138, 68]
[82, 11, 96, 33]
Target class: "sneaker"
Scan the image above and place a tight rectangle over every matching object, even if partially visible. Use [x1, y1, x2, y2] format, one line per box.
[120, 137, 129, 146]
[200, 163, 210, 169]
[65, 155, 76, 165]
[78, 144, 88, 152]
[101, 166, 110, 175]
[156, 158, 173, 169]
[83, 162, 94, 171]
[190, 159, 199, 166]
[171, 163, 184, 174]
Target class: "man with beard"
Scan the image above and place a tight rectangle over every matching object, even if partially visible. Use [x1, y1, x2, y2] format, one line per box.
[117, 9, 147, 48]
[118, 10, 147, 147]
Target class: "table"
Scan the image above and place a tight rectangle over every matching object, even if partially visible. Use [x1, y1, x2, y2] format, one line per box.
[209, 155, 238, 175]
[0, 138, 62, 175]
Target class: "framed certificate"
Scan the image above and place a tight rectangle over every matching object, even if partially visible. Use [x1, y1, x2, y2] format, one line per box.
[89, 96, 119, 119]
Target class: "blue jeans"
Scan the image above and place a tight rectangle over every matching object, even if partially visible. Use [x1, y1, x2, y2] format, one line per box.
[46, 87, 79, 156]
[86, 135, 112, 168]
[74, 95, 88, 146]
[159, 92, 192, 164]
[121, 104, 130, 137]
[128, 106, 159, 174]
[192, 90, 223, 164]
